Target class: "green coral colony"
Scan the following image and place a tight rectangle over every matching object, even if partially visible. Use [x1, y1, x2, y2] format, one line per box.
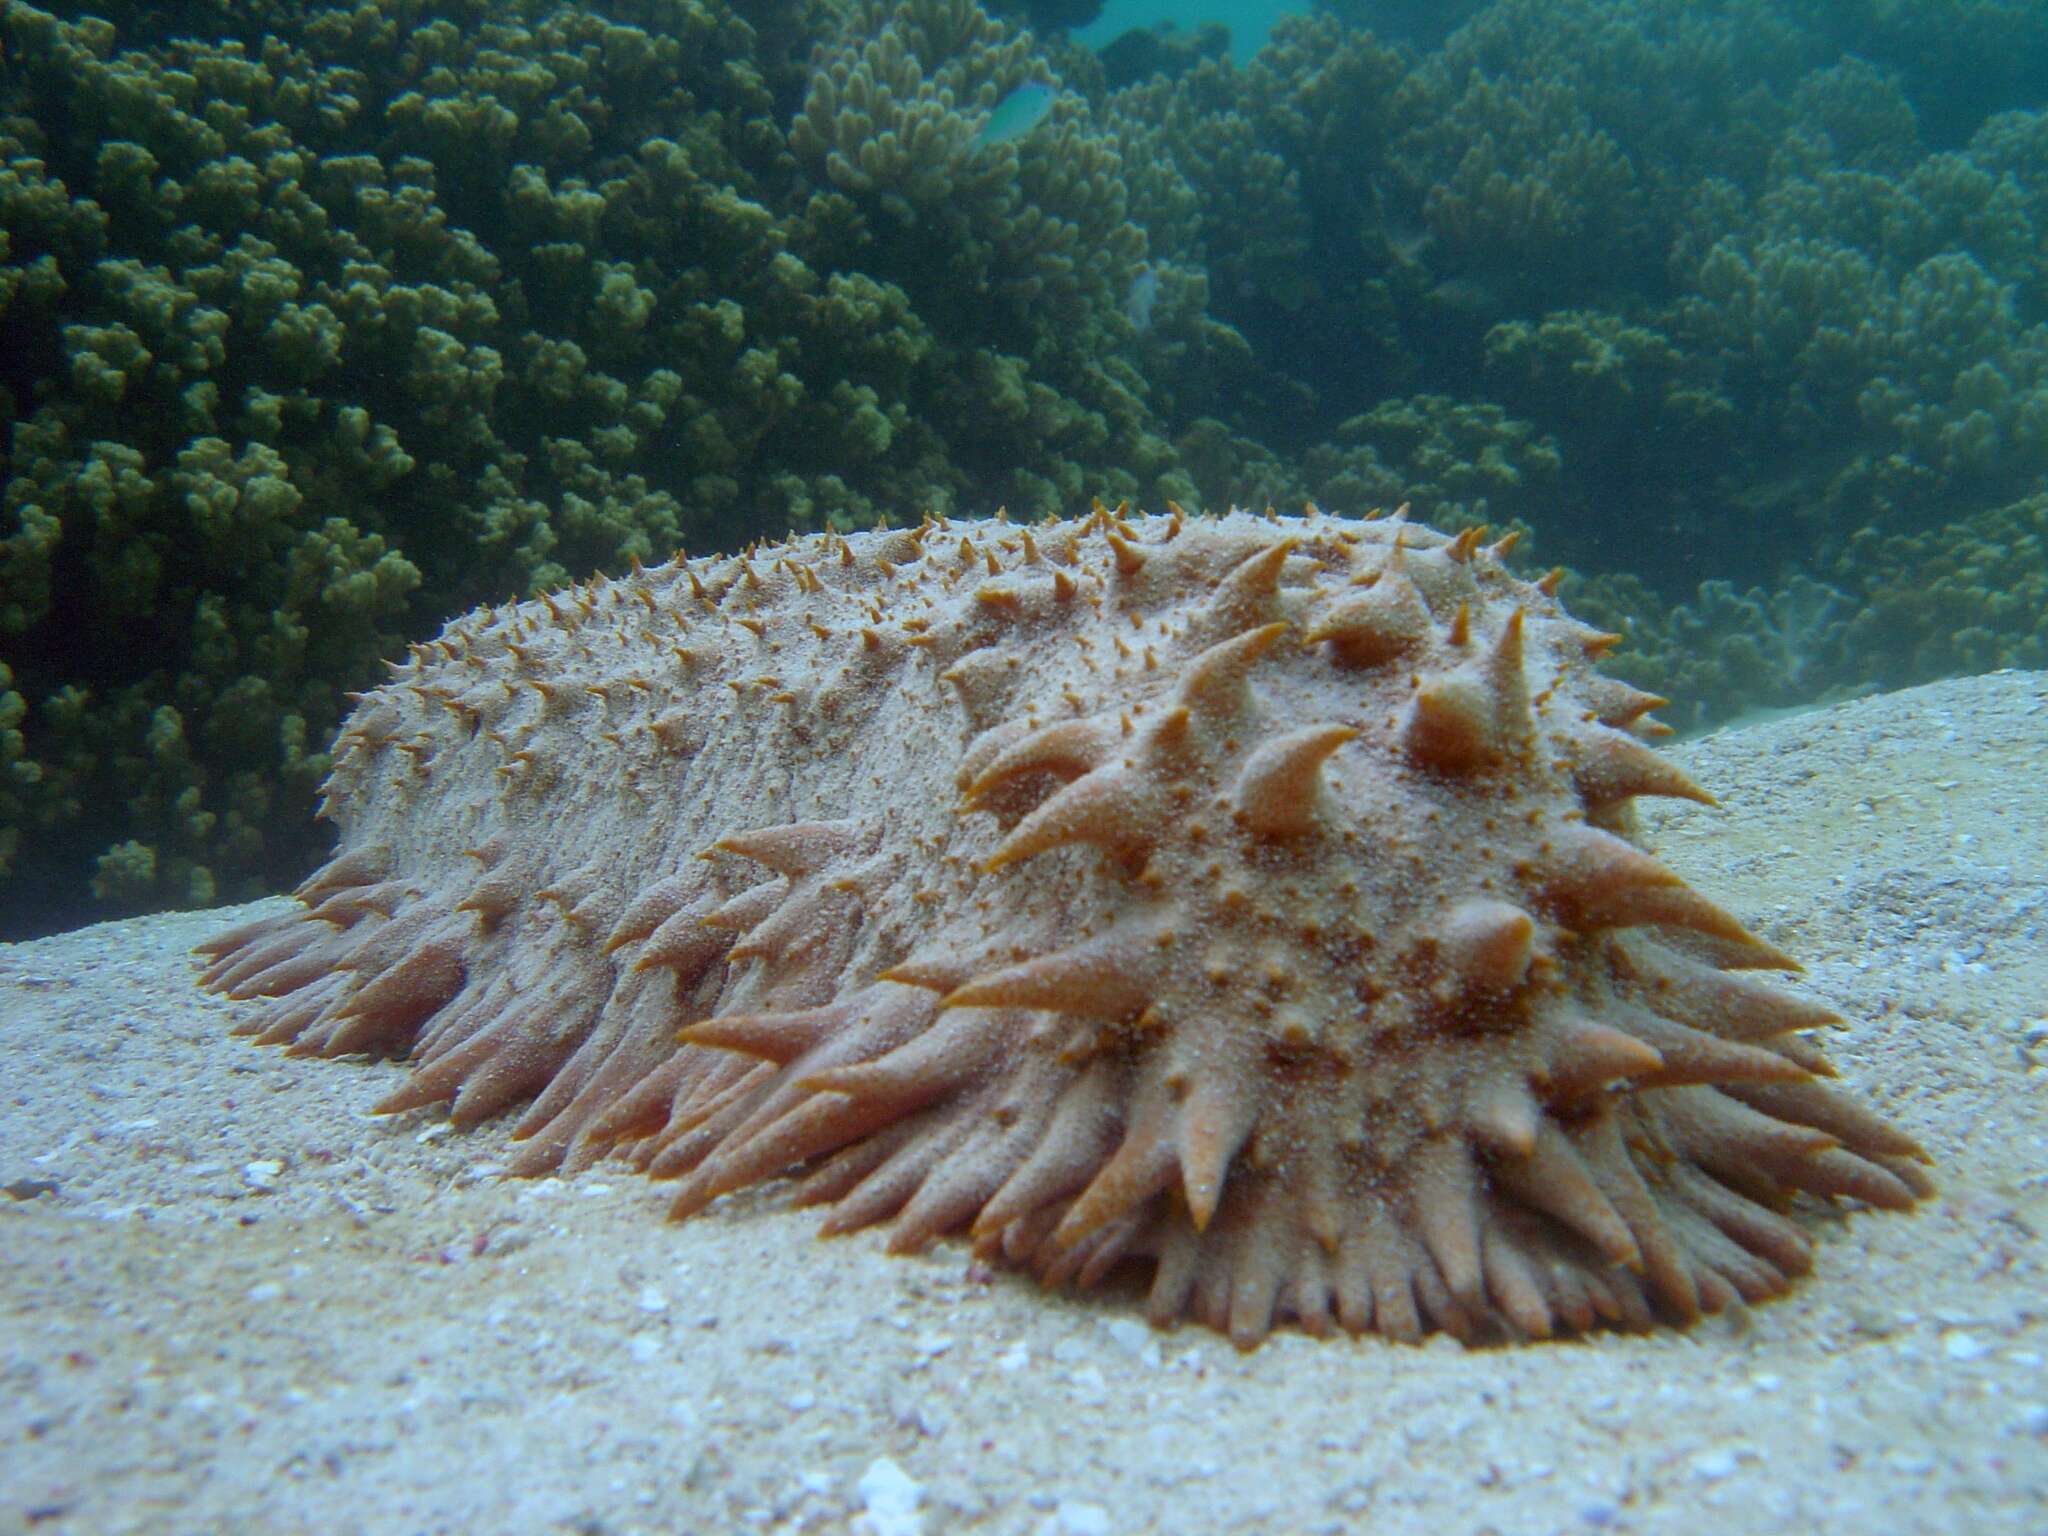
[3, 0, 2047, 932]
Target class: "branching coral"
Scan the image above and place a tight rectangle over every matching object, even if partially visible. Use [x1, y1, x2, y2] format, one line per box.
[789, 0, 1039, 201]
[1570, 491, 2048, 734]
[0, 0, 1264, 932]
[1101, 19, 1414, 428]
[1399, 76, 1647, 306]
[1827, 492, 2048, 685]
[1301, 397, 1562, 542]
[5, 0, 2047, 936]
[1483, 311, 1736, 553]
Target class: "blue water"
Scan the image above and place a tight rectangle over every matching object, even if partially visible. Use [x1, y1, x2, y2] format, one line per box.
[1076, 0, 1306, 60]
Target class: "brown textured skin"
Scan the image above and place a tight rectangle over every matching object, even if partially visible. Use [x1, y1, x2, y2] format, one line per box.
[196, 505, 1931, 1347]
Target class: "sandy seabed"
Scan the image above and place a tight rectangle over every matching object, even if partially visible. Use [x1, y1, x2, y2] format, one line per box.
[3, 670, 2045, 1536]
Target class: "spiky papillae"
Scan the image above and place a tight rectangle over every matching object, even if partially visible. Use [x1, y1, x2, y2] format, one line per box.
[197, 505, 1930, 1347]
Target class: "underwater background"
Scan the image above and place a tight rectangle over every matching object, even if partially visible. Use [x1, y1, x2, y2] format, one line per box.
[1, 0, 2044, 940]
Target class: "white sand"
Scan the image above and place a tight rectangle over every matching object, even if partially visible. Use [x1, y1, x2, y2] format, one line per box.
[3, 671, 2045, 1536]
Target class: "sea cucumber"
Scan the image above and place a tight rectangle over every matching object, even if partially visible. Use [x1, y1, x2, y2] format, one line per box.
[196, 504, 1931, 1346]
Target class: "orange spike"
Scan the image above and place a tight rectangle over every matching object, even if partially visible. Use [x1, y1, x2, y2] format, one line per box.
[1618, 1007, 1814, 1090]
[1571, 729, 1715, 810]
[1467, 1079, 1541, 1157]
[1761, 1030, 1837, 1077]
[331, 935, 464, 1032]
[964, 719, 1116, 804]
[602, 874, 697, 955]
[1176, 1076, 1259, 1231]
[1230, 724, 1356, 838]
[798, 1009, 995, 1105]
[1536, 1014, 1666, 1099]
[455, 867, 525, 925]
[1435, 898, 1538, 995]
[1305, 575, 1429, 666]
[1581, 676, 1670, 729]
[1583, 628, 1624, 657]
[1174, 622, 1288, 721]
[973, 1063, 1119, 1237]
[714, 819, 860, 877]
[695, 879, 784, 936]
[984, 769, 1157, 869]
[1721, 1079, 1931, 1164]
[1411, 1137, 1485, 1310]
[682, 1003, 847, 1065]
[1485, 608, 1531, 738]
[1656, 1087, 1844, 1194]
[295, 843, 392, 900]
[1105, 530, 1146, 576]
[1053, 1102, 1178, 1248]
[216, 942, 329, 1000]
[939, 652, 1014, 721]
[1400, 672, 1496, 771]
[877, 953, 975, 993]
[1610, 941, 1836, 1040]
[942, 930, 1158, 1021]
[1534, 825, 1778, 954]
[1203, 539, 1295, 634]
[1143, 705, 1192, 755]
[1481, 1230, 1554, 1338]
[973, 583, 1021, 611]
[956, 718, 1035, 790]
[1500, 1122, 1641, 1267]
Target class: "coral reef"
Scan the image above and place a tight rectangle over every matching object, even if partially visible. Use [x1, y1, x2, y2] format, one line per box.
[5, 0, 2046, 932]
[1300, 395, 1562, 541]
[197, 505, 1930, 1347]
[0, 0, 1182, 930]
[1580, 491, 2048, 732]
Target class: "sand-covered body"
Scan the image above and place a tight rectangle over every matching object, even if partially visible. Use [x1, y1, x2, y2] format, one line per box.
[197, 505, 1929, 1346]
